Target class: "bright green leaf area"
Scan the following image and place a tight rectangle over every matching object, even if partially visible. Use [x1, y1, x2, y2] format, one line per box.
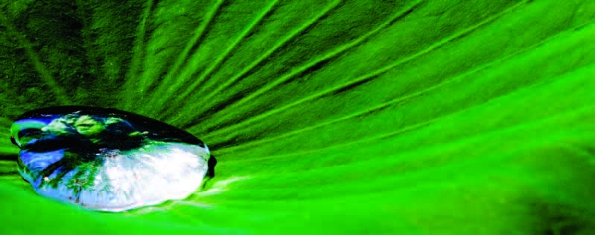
[1, 0, 595, 234]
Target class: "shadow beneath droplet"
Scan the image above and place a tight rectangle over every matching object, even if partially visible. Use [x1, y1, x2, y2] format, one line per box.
[200, 154, 217, 190]
[207, 155, 217, 178]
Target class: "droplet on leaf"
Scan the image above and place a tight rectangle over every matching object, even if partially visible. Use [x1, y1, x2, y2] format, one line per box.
[10, 106, 211, 212]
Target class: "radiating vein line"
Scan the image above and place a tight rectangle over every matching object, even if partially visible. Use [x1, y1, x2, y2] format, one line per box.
[0, 10, 70, 105]
[142, 0, 225, 115]
[192, 149, 544, 198]
[0, 176, 22, 184]
[0, 147, 17, 156]
[0, 159, 16, 165]
[209, 24, 573, 154]
[124, 0, 154, 110]
[0, 174, 19, 179]
[226, 54, 595, 161]
[167, 0, 343, 124]
[189, 0, 423, 125]
[217, 114, 438, 162]
[213, 68, 494, 153]
[154, 0, 281, 120]
[221, 99, 595, 165]
[190, 0, 529, 137]
[217, 12, 595, 154]
[186, 0, 364, 106]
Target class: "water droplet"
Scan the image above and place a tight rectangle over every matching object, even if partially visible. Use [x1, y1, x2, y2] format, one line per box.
[10, 106, 212, 212]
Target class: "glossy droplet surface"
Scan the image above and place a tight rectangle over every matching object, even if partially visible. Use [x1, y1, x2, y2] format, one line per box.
[10, 106, 211, 212]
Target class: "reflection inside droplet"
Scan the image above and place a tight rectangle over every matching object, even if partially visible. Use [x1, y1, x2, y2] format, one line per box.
[10, 106, 213, 212]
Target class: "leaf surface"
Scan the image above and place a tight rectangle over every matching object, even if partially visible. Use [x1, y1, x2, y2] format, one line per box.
[1, 0, 595, 234]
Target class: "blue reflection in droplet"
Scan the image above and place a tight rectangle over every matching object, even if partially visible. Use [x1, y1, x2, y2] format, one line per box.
[10, 106, 212, 212]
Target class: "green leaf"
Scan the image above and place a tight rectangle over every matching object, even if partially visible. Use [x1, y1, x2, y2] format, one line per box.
[1, 0, 595, 234]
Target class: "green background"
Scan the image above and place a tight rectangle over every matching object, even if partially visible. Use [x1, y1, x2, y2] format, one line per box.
[1, 0, 595, 234]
